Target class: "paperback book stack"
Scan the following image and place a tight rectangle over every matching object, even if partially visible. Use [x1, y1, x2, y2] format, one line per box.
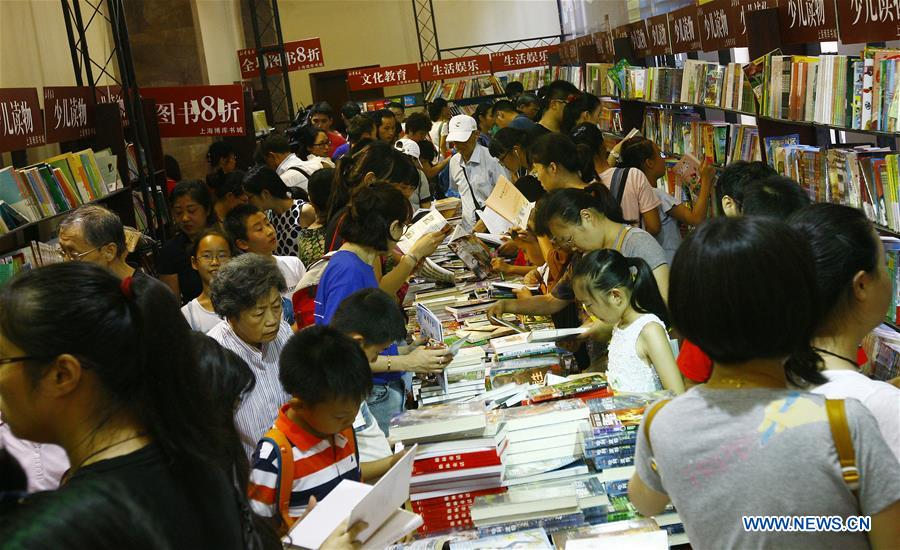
[583, 393, 668, 472]
[551, 518, 671, 549]
[487, 334, 578, 390]
[419, 346, 488, 406]
[603, 478, 687, 545]
[468, 481, 584, 536]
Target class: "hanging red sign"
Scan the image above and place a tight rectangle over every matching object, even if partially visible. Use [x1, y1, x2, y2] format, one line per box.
[140, 85, 245, 138]
[490, 45, 559, 73]
[0, 88, 45, 152]
[43, 86, 96, 143]
[419, 54, 491, 82]
[347, 64, 420, 91]
[237, 38, 325, 79]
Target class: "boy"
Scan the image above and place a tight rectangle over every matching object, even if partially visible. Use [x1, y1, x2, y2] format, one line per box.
[329, 288, 410, 480]
[247, 325, 372, 528]
[715, 160, 776, 217]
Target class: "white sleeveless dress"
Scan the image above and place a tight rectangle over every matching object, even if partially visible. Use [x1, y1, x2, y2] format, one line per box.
[607, 313, 666, 393]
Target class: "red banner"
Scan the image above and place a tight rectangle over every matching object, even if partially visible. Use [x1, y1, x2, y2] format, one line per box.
[347, 64, 420, 91]
[237, 38, 325, 79]
[0, 88, 45, 152]
[43, 86, 95, 143]
[490, 45, 558, 73]
[140, 85, 245, 138]
[419, 54, 491, 81]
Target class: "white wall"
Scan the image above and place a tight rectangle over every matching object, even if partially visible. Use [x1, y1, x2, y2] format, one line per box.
[433, 0, 561, 51]
[194, 0, 245, 85]
[561, 0, 629, 37]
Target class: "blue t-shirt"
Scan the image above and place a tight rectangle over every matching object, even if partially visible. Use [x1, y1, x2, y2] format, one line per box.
[331, 142, 350, 160]
[508, 114, 536, 130]
[314, 250, 401, 384]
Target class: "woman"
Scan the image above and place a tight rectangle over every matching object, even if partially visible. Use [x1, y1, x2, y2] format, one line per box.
[207, 141, 237, 175]
[529, 133, 589, 192]
[562, 92, 602, 134]
[473, 102, 494, 147]
[790, 203, 900, 460]
[181, 229, 233, 333]
[629, 216, 900, 549]
[208, 254, 292, 457]
[207, 169, 248, 226]
[243, 165, 314, 258]
[489, 127, 544, 202]
[314, 183, 449, 434]
[159, 181, 215, 304]
[578, 130, 661, 236]
[297, 168, 334, 268]
[0, 263, 247, 548]
[296, 125, 332, 164]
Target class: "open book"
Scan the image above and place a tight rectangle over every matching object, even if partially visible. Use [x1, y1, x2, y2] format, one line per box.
[285, 446, 421, 549]
[478, 175, 535, 235]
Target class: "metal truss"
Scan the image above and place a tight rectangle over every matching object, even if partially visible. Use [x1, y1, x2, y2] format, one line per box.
[60, 0, 120, 88]
[412, 0, 440, 62]
[438, 35, 562, 59]
[247, 0, 295, 128]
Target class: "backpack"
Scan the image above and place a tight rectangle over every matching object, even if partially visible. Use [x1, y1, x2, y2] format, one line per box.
[290, 251, 338, 329]
[643, 398, 859, 492]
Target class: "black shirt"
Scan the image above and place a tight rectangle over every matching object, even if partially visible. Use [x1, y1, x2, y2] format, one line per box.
[418, 140, 438, 165]
[525, 123, 552, 143]
[157, 232, 202, 305]
[68, 444, 245, 549]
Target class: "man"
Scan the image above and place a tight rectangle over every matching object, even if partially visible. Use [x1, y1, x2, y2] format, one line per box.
[309, 101, 347, 158]
[492, 100, 519, 130]
[716, 160, 777, 217]
[505, 81, 524, 101]
[447, 115, 508, 230]
[388, 101, 406, 125]
[258, 134, 318, 192]
[366, 109, 398, 143]
[332, 115, 376, 159]
[340, 100, 362, 130]
[527, 80, 580, 141]
[516, 93, 541, 121]
[57, 204, 141, 280]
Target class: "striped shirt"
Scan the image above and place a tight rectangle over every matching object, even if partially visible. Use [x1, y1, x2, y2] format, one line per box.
[207, 320, 292, 457]
[248, 404, 361, 521]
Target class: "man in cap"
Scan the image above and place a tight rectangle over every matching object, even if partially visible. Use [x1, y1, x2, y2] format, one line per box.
[446, 115, 508, 230]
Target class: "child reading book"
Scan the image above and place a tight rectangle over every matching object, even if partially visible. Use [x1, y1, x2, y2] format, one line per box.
[181, 229, 233, 333]
[247, 325, 372, 532]
[572, 249, 683, 394]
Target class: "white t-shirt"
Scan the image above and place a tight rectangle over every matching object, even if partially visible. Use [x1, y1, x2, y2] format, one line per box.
[276, 154, 333, 192]
[181, 298, 222, 333]
[409, 170, 432, 211]
[274, 255, 305, 299]
[813, 369, 900, 462]
[354, 401, 392, 463]
[428, 121, 448, 152]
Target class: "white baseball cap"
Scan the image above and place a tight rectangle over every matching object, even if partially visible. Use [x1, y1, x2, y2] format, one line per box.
[394, 137, 421, 160]
[447, 115, 477, 143]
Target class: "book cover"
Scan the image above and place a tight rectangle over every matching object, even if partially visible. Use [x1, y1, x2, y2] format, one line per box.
[743, 49, 780, 104]
[763, 134, 800, 168]
[0, 167, 39, 223]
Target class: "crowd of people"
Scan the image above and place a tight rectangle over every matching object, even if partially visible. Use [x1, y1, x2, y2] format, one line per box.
[0, 81, 898, 549]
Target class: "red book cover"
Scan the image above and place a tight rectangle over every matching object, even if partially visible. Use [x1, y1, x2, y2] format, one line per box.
[412, 486, 507, 510]
[413, 450, 501, 475]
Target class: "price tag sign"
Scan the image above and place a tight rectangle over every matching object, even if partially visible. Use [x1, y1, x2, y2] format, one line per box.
[0, 88, 45, 152]
[419, 54, 491, 81]
[44, 86, 96, 143]
[237, 37, 325, 79]
[140, 85, 245, 138]
[347, 64, 420, 91]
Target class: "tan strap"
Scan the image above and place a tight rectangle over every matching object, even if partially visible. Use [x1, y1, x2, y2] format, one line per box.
[643, 398, 671, 472]
[825, 399, 860, 491]
[613, 225, 631, 252]
[265, 427, 296, 531]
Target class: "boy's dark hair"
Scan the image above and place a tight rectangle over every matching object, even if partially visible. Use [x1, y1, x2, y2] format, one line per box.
[341, 101, 362, 120]
[207, 141, 235, 167]
[347, 115, 376, 143]
[190, 228, 235, 257]
[562, 93, 601, 133]
[307, 167, 335, 211]
[207, 168, 246, 202]
[310, 101, 334, 119]
[330, 288, 407, 345]
[573, 249, 667, 325]
[530, 133, 582, 175]
[741, 175, 811, 218]
[258, 133, 292, 156]
[492, 99, 516, 116]
[716, 160, 776, 207]
[279, 325, 373, 407]
[388, 101, 405, 112]
[243, 165, 292, 200]
[223, 203, 262, 245]
[670, 216, 825, 386]
[505, 81, 524, 98]
[534, 185, 626, 236]
[340, 181, 410, 251]
[427, 98, 448, 121]
[405, 112, 433, 134]
[366, 109, 395, 129]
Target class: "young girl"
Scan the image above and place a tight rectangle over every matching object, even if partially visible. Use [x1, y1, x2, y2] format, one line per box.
[181, 229, 234, 333]
[573, 249, 683, 394]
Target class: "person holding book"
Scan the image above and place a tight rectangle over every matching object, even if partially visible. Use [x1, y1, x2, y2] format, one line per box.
[601, 135, 663, 236]
[572, 249, 683, 394]
[57, 204, 142, 281]
[159, 180, 215, 305]
[0, 262, 249, 547]
[243, 165, 315, 259]
[489, 127, 545, 202]
[314, 183, 449, 433]
[247, 325, 371, 529]
[207, 168, 248, 225]
[405, 112, 451, 193]
[181, 229, 233, 333]
[209, 253, 292, 457]
[427, 99, 451, 156]
[628, 216, 900, 549]
[529, 133, 590, 193]
[651, 161, 715, 264]
[790, 203, 900, 460]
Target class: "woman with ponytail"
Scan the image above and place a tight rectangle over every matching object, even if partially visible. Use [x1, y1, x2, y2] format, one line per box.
[561, 93, 602, 134]
[489, 127, 544, 202]
[572, 250, 682, 394]
[628, 216, 900, 549]
[0, 263, 256, 547]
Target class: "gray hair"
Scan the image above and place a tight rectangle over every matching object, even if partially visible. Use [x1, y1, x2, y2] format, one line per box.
[209, 253, 287, 319]
[58, 205, 126, 258]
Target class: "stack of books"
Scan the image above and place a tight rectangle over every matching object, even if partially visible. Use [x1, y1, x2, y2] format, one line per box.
[419, 346, 488, 406]
[469, 482, 584, 536]
[390, 401, 487, 444]
[585, 63, 616, 97]
[487, 337, 574, 390]
[862, 324, 900, 381]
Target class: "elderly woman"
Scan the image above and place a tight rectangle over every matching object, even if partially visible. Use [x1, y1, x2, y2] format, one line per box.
[208, 253, 292, 457]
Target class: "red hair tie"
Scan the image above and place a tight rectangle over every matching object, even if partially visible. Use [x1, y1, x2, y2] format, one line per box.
[566, 94, 579, 104]
[120, 276, 134, 299]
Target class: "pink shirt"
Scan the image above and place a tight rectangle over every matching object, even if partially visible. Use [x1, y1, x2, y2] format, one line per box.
[598, 167, 662, 226]
[0, 420, 69, 492]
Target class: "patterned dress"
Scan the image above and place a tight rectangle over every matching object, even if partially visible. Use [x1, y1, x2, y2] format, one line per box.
[268, 199, 305, 258]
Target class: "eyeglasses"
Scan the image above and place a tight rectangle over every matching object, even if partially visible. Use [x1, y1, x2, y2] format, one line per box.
[0, 355, 37, 367]
[551, 234, 575, 249]
[197, 252, 231, 263]
[57, 245, 102, 261]
[312, 140, 331, 147]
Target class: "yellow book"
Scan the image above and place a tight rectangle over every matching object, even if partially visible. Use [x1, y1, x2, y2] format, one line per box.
[76, 149, 108, 199]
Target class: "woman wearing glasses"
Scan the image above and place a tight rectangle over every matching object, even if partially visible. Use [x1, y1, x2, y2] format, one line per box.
[296, 125, 335, 172]
[181, 229, 234, 333]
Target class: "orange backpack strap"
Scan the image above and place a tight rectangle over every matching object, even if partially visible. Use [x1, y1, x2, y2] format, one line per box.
[265, 427, 296, 530]
[643, 398, 671, 472]
[825, 399, 860, 492]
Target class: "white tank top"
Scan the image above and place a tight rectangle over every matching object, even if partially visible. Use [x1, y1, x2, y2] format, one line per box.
[607, 313, 666, 393]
